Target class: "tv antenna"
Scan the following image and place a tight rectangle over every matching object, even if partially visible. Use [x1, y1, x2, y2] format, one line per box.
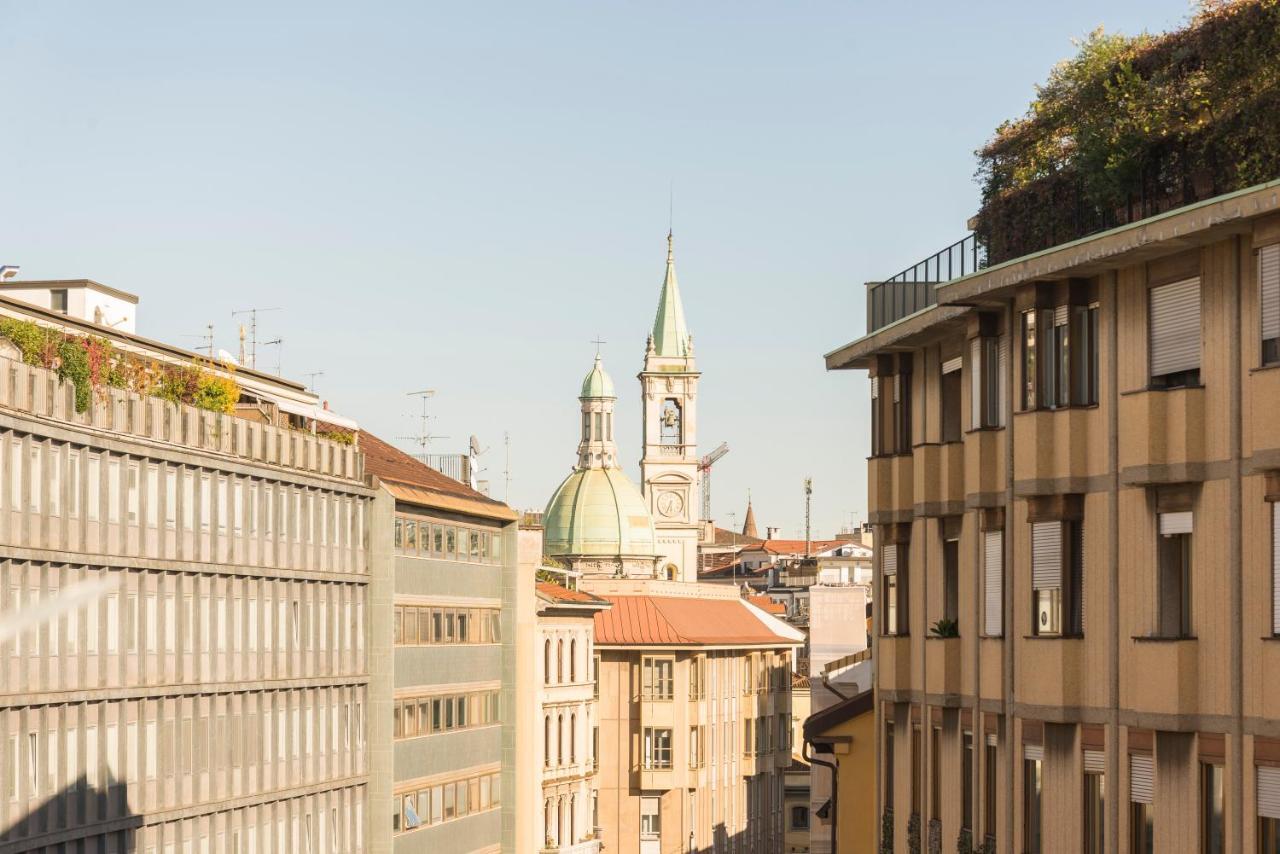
[260, 338, 283, 375]
[231, 307, 281, 370]
[502, 431, 512, 502]
[399, 389, 448, 460]
[302, 371, 325, 392]
[804, 477, 813, 558]
[182, 324, 215, 358]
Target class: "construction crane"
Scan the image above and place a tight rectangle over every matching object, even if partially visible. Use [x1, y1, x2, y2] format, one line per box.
[699, 442, 730, 523]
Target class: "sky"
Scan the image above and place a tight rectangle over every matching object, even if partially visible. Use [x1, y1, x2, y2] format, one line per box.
[0, 0, 1189, 539]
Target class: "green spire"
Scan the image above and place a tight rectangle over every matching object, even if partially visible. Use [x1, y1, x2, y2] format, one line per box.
[651, 230, 691, 358]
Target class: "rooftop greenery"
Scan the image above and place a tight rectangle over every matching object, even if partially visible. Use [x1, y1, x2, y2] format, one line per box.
[974, 0, 1280, 265]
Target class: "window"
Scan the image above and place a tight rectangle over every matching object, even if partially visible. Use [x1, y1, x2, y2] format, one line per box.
[911, 724, 922, 816]
[1022, 309, 1038, 409]
[640, 796, 661, 837]
[1149, 277, 1201, 388]
[971, 334, 1008, 429]
[885, 720, 895, 811]
[931, 726, 942, 819]
[942, 521, 960, 628]
[1083, 752, 1105, 854]
[1130, 754, 1154, 854]
[893, 370, 912, 452]
[1031, 519, 1083, 636]
[1157, 511, 1193, 637]
[871, 376, 882, 455]
[689, 655, 704, 700]
[984, 735, 997, 842]
[1262, 245, 1280, 365]
[941, 354, 962, 443]
[791, 805, 809, 830]
[1023, 746, 1043, 854]
[570, 639, 577, 682]
[1199, 762, 1224, 854]
[983, 529, 1004, 636]
[1272, 503, 1280, 637]
[962, 731, 974, 832]
[689, 726, 700, 768]
[1022, 304, 1097, 409]
[50, 289, 68, 314]
[643, 728, 672, 769]
[743, 718, 754, 756]
[641, 657, 673, 700]
[882, 543, 908, 636]
[1073, 304, 1100, 406]
[1259, 766, 1280, 852]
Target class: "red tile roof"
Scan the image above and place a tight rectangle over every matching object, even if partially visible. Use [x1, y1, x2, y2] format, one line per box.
[536, 581, 611, 607]
[746, 595, 787, 616]
[359, 431, 516, 521]
[752, 539, 845, 555]
[593, 595, 799, 647]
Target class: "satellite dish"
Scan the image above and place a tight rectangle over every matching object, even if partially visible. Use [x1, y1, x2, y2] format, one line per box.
[216, 349, 239, 366]
[470, 434, 482, 455]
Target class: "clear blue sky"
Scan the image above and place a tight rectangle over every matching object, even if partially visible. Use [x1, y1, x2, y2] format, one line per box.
[0, 0, 1186, 538]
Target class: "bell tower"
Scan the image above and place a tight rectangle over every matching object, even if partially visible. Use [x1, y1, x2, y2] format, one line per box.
[640, 231, 702, 582]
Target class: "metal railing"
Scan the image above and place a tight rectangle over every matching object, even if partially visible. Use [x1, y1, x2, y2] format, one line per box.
[866, 233, 987, 333]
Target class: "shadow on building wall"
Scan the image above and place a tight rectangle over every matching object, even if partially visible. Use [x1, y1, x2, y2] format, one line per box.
[0, 777, 141, 853]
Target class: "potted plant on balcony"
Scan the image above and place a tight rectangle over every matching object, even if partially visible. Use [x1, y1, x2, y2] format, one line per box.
[930, 618, 959, 638]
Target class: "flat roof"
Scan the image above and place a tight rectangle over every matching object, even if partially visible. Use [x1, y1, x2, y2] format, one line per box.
[0, 278, 140, 304]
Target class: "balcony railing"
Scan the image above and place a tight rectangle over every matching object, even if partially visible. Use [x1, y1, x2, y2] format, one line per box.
[866, 234, 987, 333]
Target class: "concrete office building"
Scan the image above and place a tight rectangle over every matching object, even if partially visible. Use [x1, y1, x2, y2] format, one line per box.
[361, 432, 522, 854]
[0, 282, 372, 853]
[826, 181, 1280, 853]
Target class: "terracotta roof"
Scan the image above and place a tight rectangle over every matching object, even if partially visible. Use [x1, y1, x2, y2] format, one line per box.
[752, 539, 845, 556]
[791, 672, 811, 689]
[710, 526, 763, 547]
[359, 431, 516, 521]
[536, 581, 611, 607]
[593, 595, 800, 647]
[747, 595, 787, 616]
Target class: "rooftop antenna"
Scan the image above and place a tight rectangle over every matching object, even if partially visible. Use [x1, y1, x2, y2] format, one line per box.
[231, 307, 281, 370]
[182, 324, 215, 358]
[804, 477, 813, 558]
[399, 389, 448, 461]
[303, 371, 325, 392]
[503, 431, 512, 503]
[260, 337, 282, 375]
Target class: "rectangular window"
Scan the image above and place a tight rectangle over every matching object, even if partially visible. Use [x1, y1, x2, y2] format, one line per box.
[1023, 749, 1043, 854]
[1259, 766, 1280, 852]
[47, 445, 60, 517]
[1157, 512, 1193, 638]
[689, 726, 700, 768]
[28, 446, 41, 514]
[1031, 519, 1083, 636]
[870, 376, 882, 454]
[962, 731, 974, 832]
[640, 795, 661, 836]
[931, 726, 942, 819]
[1022, 309, 1037, 409]
[1130, 754, 1154, 854]
[885, 721, 895, 811]
[942, 523, 960, 628]
[893, 371, 912, 452]
[643, 727, 672, 769]
[1261, 244, 1280, 365]
[983, 530, 1004, 636]
[941, 355, 962, 443]
[911, 724, 922, 816]
[641, 657, 673, 700]
[1149, 277, 1201, 387]
[883, 543, 907, 635]
[127, 462, 139, 524]
[971, 336, 1008, 430]
[50, 288, 68, 314]
[1072, 304, 1100, 406]
[984, 736, 997, 841]
[1083, 751, 1105, 854]
[1202, 762, 1224, 854]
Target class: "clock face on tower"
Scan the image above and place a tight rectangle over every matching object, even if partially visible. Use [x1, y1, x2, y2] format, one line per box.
[660, 399, 681, 446]
[657, 491, 684, 518]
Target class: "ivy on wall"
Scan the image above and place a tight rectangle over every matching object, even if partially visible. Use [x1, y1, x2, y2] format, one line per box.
[975, 0, 1280, 264]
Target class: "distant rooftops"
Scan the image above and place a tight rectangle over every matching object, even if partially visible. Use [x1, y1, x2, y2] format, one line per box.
[360, 431, 516, 522]
[592, 594, 803, 647]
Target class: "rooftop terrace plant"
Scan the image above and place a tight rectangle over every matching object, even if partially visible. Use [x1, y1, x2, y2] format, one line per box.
[975, 0, 1280, 264]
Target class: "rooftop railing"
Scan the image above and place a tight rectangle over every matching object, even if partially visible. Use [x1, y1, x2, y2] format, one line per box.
[866, 233, 986, 333]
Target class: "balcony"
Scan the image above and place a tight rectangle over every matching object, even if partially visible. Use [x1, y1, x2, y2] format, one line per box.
[1013, 407, 1100, 488]
[1246, 365, 1280, 466]
[1123, 637, 1202, 718]
[878, 635, 913, 694]
[1118, 386, 1207, 484]
[866, 235, 987, 332]
[1016, 635, 1085, 711]
[914, 442, 965, 514]
[542, 839, 602, 854]
[964, 428, 1005, 501]
[868, 454, 914, 523]
[924, 636, 962, 700]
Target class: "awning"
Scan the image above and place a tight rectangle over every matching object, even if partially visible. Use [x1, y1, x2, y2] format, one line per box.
[272, 397, 359, 431]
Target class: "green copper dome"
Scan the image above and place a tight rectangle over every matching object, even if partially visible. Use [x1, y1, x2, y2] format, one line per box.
[543, 467, 657, 557]
[580, 355, 615, 399]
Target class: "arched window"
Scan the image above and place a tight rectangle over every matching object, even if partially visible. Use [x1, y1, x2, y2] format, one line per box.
[557, 639, 564, 683]
[545, 800, 553, 844]
[570, 794, 577, 842]
[544, 639, 552, 685]
[570, 712, 577, 763]
[570, 639, 578, 682]
[544, 716, 551, 767]
[557, 713, 564, 765]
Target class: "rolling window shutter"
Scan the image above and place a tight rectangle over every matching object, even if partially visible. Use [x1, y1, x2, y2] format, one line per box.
[871, 377, 879, 400]
[894, 375, 901, 403]
[1130, 754, 1154, 804]
[1273, 504, 1280, 635]
[1261, 245, 1280, 342]
[986, 733, 998, 748]
[997, 335, 1008, 428]
[1023, 744, 1043, 762]
[1259, 766, 1280, 820]
[883, 544, 898, 577]
[942, 355, 962, 375]
[1031, 521, 1062, 591]
[1083, 750, 1105, 774]
[1149, 277, 1201, 376]
[971, 338, 982, 429]
[983, 530, 1003, 636]
[1159, 511, 1193, 536]
[1054, 305, 1069, 327]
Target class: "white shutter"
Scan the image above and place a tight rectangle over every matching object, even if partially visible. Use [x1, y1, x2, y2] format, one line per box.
[1130, 754, 1154, 804]
[997, 335, 1008, 428]
[986, 733, 998, 748]
[983, 530, 1003, 636]
[971, 338, 983, 429]
[1272, 504, 1280, 635]
[1159, 511, 1193, 536]
[1054, 305, 1069, 327]
[894, 375, 901, 403]
[871, 376, 879, 400]
[1149, 277, 1201, 377]
[1031, 522, 1062, 590]
[1261, 245, 1280, 342]
[1023, 744, 1043, 762]
[1083, 750, 1105, 774]
[882, 544, 897, 577]
[1259, 766, 1280, 819]
[942, 355, 962, 375]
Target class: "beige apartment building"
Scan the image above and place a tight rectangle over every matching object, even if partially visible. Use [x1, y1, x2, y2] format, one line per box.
[0, 282, 373, 853]
[826, 180, 1280, 853]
